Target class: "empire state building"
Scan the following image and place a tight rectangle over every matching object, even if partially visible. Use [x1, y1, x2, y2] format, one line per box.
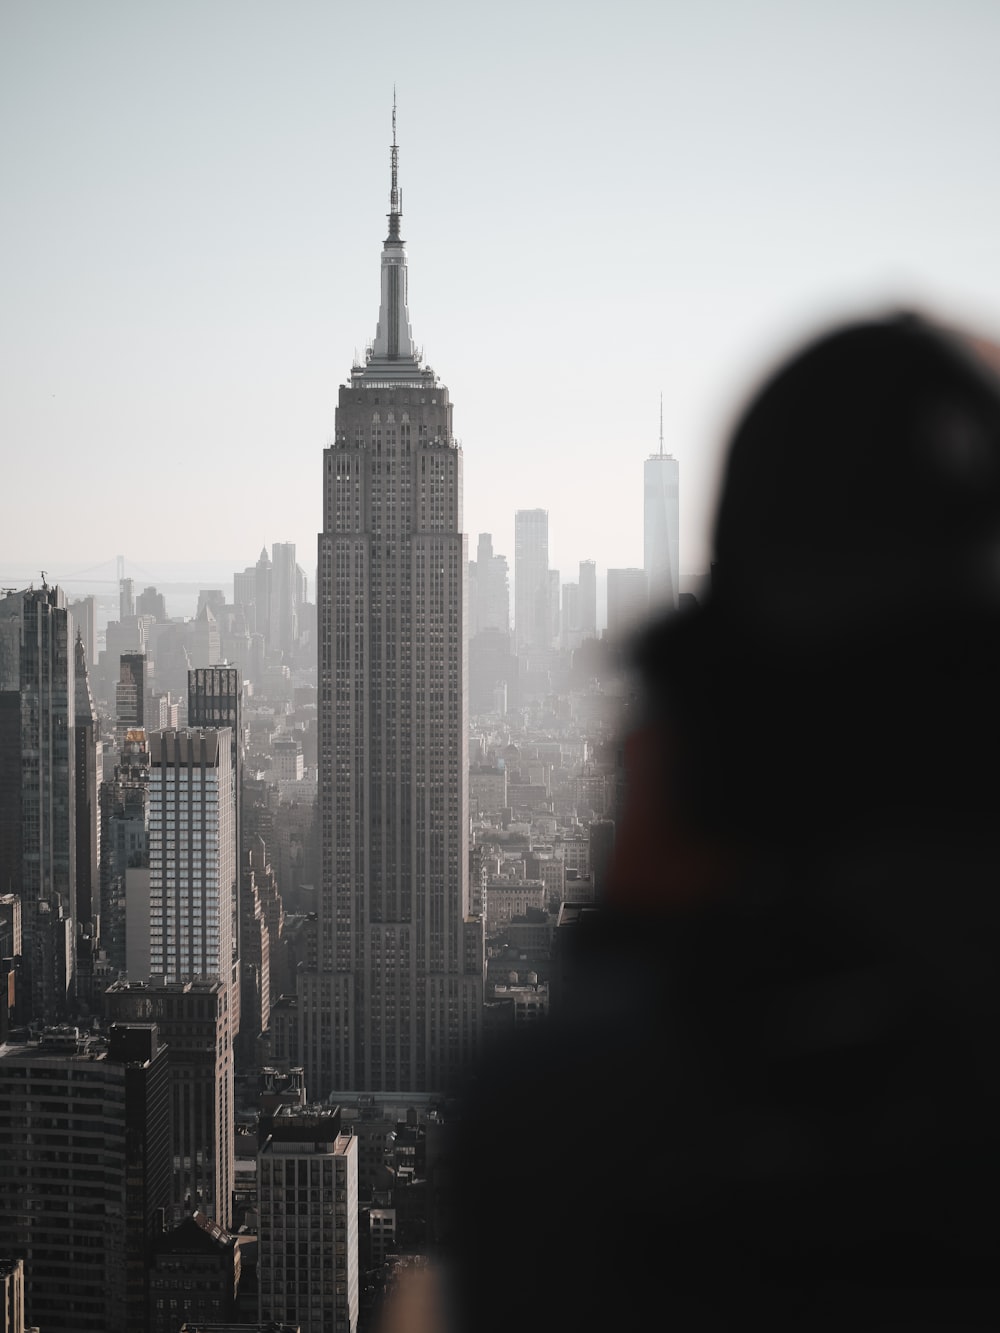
[302, 111, 484, 1098]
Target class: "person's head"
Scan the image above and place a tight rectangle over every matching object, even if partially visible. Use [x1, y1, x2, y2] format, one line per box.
[711, 310, 1000, 643]
[630, 310, 1000, 858]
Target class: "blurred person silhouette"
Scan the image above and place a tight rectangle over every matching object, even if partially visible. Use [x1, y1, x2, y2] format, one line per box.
[448, 311, 1000, 1332]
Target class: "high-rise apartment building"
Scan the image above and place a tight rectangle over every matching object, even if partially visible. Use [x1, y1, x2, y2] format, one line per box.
[307, 109, 483, 1099]
[514, 509, 551, 654]
[258, 1106, 359, 1333]
[644, 398, 680, 615]
[148, 728, 234, 985]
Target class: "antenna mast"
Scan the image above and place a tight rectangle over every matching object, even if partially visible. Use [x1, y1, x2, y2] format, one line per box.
[387, 87, 401, 234]
[659, 392, 664, 457]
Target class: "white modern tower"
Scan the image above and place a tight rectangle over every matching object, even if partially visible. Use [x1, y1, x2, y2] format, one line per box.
[148, 727, 234, 984]
[644, 395, 680, 614]
[305, 105, 483, 1099]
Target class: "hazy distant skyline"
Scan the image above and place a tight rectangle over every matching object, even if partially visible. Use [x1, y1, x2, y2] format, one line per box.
[4, 0, 1000, 588]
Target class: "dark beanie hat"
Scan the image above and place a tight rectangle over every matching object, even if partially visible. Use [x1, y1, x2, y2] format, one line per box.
[710, 311, 1000, 644]
[631, 313, 1000, 835]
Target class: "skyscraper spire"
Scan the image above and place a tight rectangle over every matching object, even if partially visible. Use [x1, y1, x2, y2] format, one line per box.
[360, 93, 428, 380]
[659, 391, 664, 458]
[388, 86, 401, 242]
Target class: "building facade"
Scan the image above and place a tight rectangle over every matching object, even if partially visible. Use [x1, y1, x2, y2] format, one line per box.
[187, 668, 244, 1039]
[105, 979, 235, 1229]
[0, 1024, 170, 1333]
[116, 651, 147, 743]
[257, 1107, 358, 1333]
[306, 110, 483, 1099]
[148, 1212, 240, 1333]
[148, 728, 234, 985]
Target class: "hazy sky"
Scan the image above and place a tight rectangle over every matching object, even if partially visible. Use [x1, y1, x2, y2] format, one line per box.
[3, 0, 1000, 594]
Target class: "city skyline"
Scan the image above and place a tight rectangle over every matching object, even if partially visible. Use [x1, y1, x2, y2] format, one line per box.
[5, 2, 1000, 587]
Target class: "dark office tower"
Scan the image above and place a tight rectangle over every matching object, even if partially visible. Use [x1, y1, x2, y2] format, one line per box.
[514, 509, 552, 654]
[589, 818, 616, 901]
[147, 1212, 240, 1332]
[68, 594, 97, 665]
[75, 635, 102, 1007]
[109, 1023, 172, 1333]
[21, 585, 75, 1021]
[0, 1023, 170, 1333]
[105, 978, 235, 1229]
[100, 729, 151, 981]
[120, 576, 136, 621]
[117, 650, 146, 743]
[644, 395, 680, 615]
[308, 106, 483, 1100]
[269, 542, 298, 659]
[579, 559, 597, 640]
